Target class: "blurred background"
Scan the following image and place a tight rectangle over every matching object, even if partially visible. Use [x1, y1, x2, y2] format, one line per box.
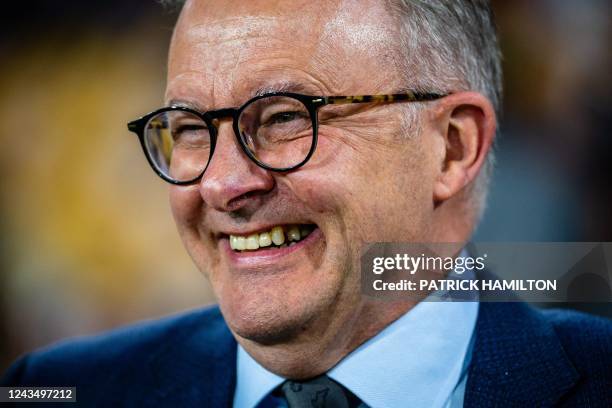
[1, 0, 610, 370]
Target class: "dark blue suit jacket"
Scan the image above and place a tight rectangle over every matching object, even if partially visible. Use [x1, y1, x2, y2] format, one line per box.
[2, 302, 611, 407]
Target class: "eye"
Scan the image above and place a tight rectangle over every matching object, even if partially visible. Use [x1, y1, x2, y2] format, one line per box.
[172, 124, 207, 139]
[264, 111, 306, 126]
[170, 123, 211, 150]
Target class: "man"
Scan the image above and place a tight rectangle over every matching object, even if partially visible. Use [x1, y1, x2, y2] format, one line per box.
[2, 0, 611, 407]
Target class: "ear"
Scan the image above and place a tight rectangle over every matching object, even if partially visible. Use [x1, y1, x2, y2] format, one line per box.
[431, 92, 496, 203]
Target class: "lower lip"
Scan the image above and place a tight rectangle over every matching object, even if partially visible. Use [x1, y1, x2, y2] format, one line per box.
[221, 227, 323, 267]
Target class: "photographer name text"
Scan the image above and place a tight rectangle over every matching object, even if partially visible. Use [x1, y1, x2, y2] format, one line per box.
[373, 279, 557, 292]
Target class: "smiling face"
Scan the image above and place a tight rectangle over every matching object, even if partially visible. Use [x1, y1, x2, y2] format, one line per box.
[166, 0, 439, 350]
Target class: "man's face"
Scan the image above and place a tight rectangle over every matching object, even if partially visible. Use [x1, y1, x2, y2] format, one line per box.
[167, 0, 438, 344]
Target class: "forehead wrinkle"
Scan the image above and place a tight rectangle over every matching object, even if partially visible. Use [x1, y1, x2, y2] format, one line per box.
[308, 0, 401, 94]
[171, 11, 298, 73]
[322, 0, 397, 52]
[175, 20, 293, 70]
[184, 16, 280, 44]
[226, 39, 313, 100]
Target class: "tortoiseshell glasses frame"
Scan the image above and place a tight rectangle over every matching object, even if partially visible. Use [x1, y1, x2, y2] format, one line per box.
[127, 91, 447, 185]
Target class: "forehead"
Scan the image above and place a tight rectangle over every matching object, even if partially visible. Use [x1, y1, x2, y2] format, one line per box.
[166, 0, 400, 107]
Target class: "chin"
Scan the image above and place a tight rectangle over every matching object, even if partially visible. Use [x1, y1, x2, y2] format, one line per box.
[221, 297, 316, 345]
[216, 270, 341, 346]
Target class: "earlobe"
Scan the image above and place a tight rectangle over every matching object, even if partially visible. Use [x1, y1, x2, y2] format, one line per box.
[432, 92, 496, 203]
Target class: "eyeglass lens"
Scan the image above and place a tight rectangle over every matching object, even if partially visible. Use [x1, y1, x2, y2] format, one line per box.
[144, 110, 212, 182]
[143, 95, 314, 182]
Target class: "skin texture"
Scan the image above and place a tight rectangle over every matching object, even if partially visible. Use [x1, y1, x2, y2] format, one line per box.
[166, 0, 496, 378]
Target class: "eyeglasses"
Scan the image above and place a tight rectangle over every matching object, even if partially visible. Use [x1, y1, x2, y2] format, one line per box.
[127, 91, 446, 185]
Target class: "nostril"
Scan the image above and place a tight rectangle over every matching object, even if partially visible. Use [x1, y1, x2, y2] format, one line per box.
[226, 191, 259, 212]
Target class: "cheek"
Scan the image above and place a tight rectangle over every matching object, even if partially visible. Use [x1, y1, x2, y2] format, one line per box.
[303, 131, 433, 241]
[169, 185, 203, 230]
[168, 185, 221, 277]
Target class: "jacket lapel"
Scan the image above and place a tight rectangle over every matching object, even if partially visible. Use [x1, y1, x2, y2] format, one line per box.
[465, 302, 580, 406]
[145, 308, 237, 407]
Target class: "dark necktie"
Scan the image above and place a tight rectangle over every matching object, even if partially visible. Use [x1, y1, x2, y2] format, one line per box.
[279, 375, 362, 408]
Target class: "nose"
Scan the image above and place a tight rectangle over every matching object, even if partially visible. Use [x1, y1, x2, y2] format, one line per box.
[199, 120, 274, 212]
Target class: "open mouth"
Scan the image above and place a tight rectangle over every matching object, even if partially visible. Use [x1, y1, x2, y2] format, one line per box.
[228, 224, 317, 252]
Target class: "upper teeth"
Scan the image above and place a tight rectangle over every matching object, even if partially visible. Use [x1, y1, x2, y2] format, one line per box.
[229, 225, 313, 251]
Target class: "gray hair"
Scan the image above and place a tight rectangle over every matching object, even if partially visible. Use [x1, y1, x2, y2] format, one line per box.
[389, 0, 502, 223]
[162, 0, 502, 223]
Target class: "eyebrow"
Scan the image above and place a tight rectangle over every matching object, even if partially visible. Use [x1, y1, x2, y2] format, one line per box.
[252, 80, 319, 97]
[166, 99, 204, 111]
